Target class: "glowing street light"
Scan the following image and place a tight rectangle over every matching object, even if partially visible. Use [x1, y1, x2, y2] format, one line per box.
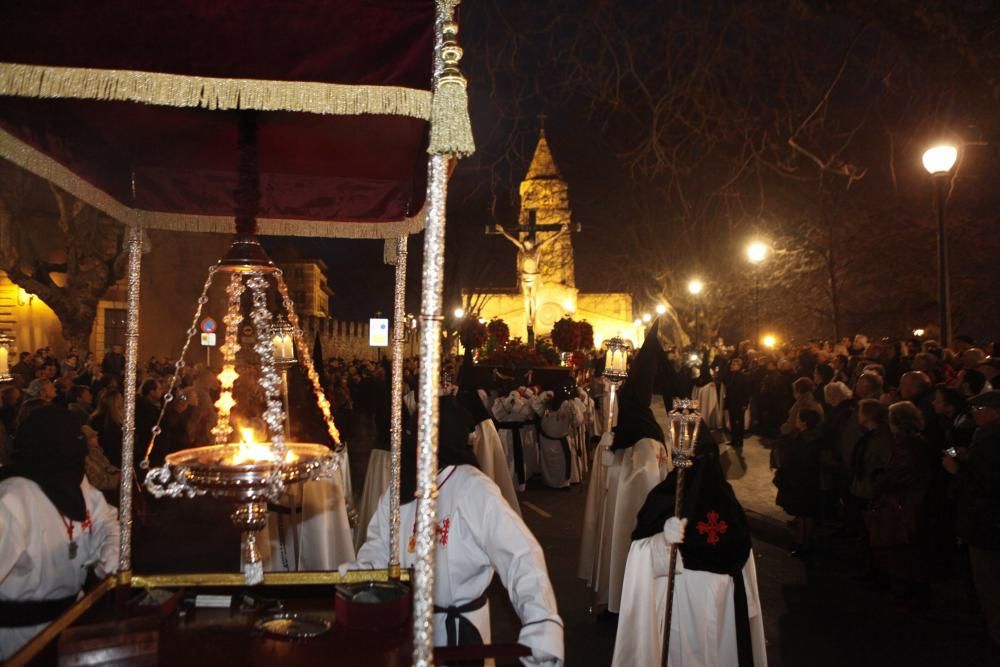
[923, 143, 958, 348]
[761, 334, 777, 349]
[912, 328, 925, 338]
[746, 241, 769, 342]
[655, 304, 667, 315]
[687, 278, 704, 347]
[642, 313, 652, 323]
[453, 307, 465, 319]
[922, 144, 958, 175]
[746, 241, 768, 265]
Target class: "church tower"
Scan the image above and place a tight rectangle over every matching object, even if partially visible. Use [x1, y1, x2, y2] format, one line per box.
[518, 129, 575, 288]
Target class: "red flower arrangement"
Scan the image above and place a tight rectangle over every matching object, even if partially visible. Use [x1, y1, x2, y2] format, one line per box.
[486, 318, 510, 348]
[551, 317, 596, 352]
[576, 320, 594, 350]
[460, 317, 487, 349]
[550, 317, 580, 352]
[483, 342, 550, 368]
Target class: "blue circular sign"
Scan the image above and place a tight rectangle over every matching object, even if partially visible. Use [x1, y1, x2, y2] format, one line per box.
[200, 317, 218, 334]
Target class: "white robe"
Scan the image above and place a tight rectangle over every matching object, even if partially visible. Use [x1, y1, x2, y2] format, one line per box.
[612, 536, 767, 667]
[263, 477, 355, 572]
[537, 408, 575, 489]
[578, 436, 669, 612]
[354, 465, 564, 664]
[492, 392, 540, 490]
[0, 477, 119, 661]
[470, 419, 521, 515]
[355, 448, 392, 551]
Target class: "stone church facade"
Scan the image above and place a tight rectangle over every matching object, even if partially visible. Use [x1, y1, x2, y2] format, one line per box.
[469, 131, 636, 347]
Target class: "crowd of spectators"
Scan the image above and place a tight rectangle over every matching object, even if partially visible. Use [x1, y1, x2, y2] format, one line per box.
[707, 333, 1000, 647]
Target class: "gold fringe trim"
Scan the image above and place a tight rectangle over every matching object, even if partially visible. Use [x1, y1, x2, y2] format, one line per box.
[0, 62, 431, 119]
[0, 128, 426, 239]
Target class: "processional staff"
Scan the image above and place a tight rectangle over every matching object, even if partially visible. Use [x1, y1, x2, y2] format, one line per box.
[662, 398, 701, 666]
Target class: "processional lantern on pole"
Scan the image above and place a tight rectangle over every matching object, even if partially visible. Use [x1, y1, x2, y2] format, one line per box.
[662, 397, 702, 666]
[602, 336, 630, 432]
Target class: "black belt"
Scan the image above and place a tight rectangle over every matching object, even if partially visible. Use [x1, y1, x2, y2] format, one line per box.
[540, 425, 572, 481]
[496, 421, 526, 485]
[732, 569, 755, 666]
[433, 589, 489, 665]
[0, 595, 77, 627]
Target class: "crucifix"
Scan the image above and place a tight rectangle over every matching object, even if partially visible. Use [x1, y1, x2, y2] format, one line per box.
[486, 213, 580, 345]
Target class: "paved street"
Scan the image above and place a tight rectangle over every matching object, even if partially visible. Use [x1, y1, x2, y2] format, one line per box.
[492, 435, 999, 666]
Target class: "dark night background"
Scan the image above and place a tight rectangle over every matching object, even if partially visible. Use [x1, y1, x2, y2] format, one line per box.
[282, 0, 999, 344]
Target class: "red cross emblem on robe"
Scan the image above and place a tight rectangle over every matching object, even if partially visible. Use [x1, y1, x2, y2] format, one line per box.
[407, 517, 452, 553]
[696, 510, 728, 546]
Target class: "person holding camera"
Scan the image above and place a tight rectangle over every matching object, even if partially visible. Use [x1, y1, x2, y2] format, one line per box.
[943, 390, 1000, 648]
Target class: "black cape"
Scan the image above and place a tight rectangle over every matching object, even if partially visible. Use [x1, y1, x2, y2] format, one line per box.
[1, 404, 89, 521]
[612, 318, 667, 451]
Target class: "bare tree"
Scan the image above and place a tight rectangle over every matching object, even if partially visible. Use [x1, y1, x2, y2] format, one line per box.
[0, 162, 129, 352]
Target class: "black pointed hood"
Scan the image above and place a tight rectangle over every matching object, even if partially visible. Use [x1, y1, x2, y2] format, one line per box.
[611, 318, 666, 450]
[456, 348, 491, 425]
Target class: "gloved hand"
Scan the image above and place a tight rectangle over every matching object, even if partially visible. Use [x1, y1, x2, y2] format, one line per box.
[337, 562, 350, 578]
[662, 517, 687, 545]
[521, 647, 561, 666]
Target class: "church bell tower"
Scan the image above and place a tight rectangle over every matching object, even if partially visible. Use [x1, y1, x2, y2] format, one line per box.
[518, 129, 575, 288]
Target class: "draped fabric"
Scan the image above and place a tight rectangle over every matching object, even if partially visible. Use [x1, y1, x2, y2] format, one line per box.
[0, 0, 437, 236]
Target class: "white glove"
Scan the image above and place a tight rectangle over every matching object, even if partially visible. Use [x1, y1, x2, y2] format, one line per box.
[337, 562, 350, 578]
[521, 647, 561, 667]
[662, 517, 687, 545]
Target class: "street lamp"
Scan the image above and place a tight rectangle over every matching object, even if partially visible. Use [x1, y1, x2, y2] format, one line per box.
[745, 241, 769, 343]
[453, 307, 465, 319]
[922, 143, 958, 348]
[761, 334, 777, 350]
[687, 279, 704, 348]
[642, 313, 652, 323]
[655, 304, 667, 315]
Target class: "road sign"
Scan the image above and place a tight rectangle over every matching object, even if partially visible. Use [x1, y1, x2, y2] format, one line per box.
[369, 318, 389, 347]
[200, 317, 217, 334]
[200, 333, 217, 347]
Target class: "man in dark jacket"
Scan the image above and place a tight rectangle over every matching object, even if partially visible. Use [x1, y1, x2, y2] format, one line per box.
[944, 390, 1000, 648]
[723, 357, 753, 450]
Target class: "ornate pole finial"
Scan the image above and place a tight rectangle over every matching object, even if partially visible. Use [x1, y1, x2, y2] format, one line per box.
[428, 7, 475, 158]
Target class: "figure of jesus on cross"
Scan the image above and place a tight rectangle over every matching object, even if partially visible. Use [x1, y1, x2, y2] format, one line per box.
[493, 220, 571, 345]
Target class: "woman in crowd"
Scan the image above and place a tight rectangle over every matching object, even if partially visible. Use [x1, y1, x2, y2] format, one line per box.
[87, 389, 124, 468]
[775, 409, 824, 556]
[867, 401, 931, 609]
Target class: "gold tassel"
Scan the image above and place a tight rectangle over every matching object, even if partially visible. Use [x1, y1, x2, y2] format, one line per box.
[428, 20, 475, 158]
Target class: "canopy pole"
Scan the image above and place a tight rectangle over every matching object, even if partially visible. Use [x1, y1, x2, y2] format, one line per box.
[118, 221, 143, 581]
[412, 153, 449, 667]
[388, 235, 409, 580]
[413, 1, 472, 662]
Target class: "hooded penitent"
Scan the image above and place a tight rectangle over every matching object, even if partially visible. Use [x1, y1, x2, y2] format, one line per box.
[1, 404, 89, 521]
[457, 348, 491, 426]
[631, 430, 755, 665]
[399, 395, 479, 503]
[611, 318, 668, 451]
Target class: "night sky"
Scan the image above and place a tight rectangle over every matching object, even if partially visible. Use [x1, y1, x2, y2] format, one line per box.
[281, 1, 1000, 341]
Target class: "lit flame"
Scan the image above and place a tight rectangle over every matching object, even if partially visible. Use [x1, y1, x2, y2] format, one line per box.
[229, 427, 298, 465]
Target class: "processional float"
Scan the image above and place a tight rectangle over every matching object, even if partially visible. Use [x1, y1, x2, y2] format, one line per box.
[0, 1, 474, 664]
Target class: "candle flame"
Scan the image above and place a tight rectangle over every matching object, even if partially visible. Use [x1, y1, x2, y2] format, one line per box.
[229, 427, 298, 465]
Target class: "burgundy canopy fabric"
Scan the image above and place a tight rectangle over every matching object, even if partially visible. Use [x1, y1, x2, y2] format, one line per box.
[0, 0, 437, 236]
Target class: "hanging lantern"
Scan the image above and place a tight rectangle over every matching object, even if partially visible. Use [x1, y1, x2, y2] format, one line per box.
[0, 333, 13, 383]
[270, 317, 296, 367]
